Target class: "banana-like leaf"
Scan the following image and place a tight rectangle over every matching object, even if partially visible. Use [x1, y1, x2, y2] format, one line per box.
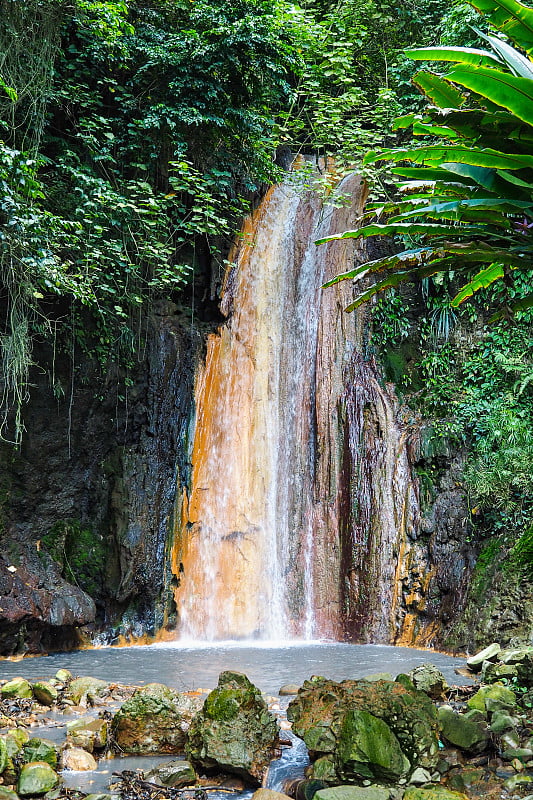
[391, 166, 479, 182]
[344, 266, 442, 312]
[445, 64, 533, 125]
[468, 0, 533, 55]
[406, 45, 503, 69]
[390, 197, 533, 220]
[364, 144, 533, 169]
[451, 262, 506, 305]
[441, 162, 499, 191]
[315, 223, 483, 245]
[322, 248, 434, 287]
[475, 28, 533, 78]
[423, 108, 533, 145]
[413, 70, 467, 108]
[412, 122, 461, 138]
[496, 168, 533, 187]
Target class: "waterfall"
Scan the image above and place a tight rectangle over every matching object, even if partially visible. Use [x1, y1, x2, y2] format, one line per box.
[171, 166, 420, 642]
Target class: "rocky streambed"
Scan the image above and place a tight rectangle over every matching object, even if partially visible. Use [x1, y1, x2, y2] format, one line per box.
[0, 643, 532, 800]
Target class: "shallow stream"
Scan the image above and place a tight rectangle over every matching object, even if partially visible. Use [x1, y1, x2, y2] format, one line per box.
[0, 642, 470, 795]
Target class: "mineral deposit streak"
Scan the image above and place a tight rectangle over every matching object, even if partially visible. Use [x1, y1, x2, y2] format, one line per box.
[173, 165, 419, 643]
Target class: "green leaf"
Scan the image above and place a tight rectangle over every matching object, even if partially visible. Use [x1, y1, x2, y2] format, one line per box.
[364, 144, 533, 170]
[322, 248, 434, 287]
[412, 70, 467, 108]
[451, 262, 506, 305]
[444, 64, 533, 125]
[475, 29, 533, 78]
[316, 223, 483, 245]
[406, 45, 503, 69]
[468, 0, 533, 56]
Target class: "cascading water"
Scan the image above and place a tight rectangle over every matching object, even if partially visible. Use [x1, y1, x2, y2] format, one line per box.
[172, 164, 420, 643]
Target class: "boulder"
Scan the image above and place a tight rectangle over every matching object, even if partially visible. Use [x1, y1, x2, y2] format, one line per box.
[252, 791, 293, 800]
[437, 707, 489, 753]
[407, 665, 448, 700]
[337, 709, 409, 781]
[0, 789, 19, 800]
[0, 738, 8, 773]
[144, 759, 196, 788]
[466, 684, 516, 715]
[403, 789, 469, 800]
[55, 669, 73, 683]
[17, 762, 59, 796]
[66, 717, 108, 752]
[489, 712, 518, 733]
[1, 678, 32, 700]
[466, 644, 501, 672]
[32, 682, 58, 706]
[112, 683, 202, 754]
[186, 671, 280, 784]
[287, 677, 439, 785]
[481, 663, 517, 684]
[66, 677, 108, 705]
[279, 685, 300, 696]
[22, 738, 58, 768]
[62, 747, 97, 771]
[314, 787, 391, 800]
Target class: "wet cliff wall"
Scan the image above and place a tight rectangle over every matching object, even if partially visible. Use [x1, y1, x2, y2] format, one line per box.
[0, 304, 201, 655]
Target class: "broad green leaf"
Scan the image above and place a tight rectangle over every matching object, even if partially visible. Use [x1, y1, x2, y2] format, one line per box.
[322, 248, 434, 287]
[445, 64, 533, 125]
[316, 223, 483, 245]
[406, 45, 503, 69]
[364, 144, 533, 170]
[344, 265, 442, 312]
[413, 70, 467, 108]
[451, 262, 506, 305]
[475, 29, 533, 78]
[468, 0, 533, 55]
[441, 162, 499, 191]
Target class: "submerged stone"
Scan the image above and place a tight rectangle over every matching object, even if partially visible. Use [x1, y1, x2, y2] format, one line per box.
[17, 762, 58, 796]
[186, 671, 279, 784]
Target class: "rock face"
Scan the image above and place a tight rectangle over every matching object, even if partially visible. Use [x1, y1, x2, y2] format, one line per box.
[0, 308, 200, 654]
[287, 677, 439, 785]
[186, 671, 280, 784]
[112, 683, 202, 754]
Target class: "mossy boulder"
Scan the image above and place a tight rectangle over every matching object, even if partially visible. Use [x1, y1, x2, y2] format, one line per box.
[112, 683, 202, 754]
[287, 677, 439, 786]
[0, 738, 8, 774]
[66, 717, 108, 752]
[186, 671, 280, 784]
[17, 762, 59, 796]
[407, 665, 448, 700]
[466, 684, 516, 715]
[66, 677, 108, 705]
[1, 678, 32, 700]
[403, 789, 469, 800]
[466, 644, 501, 672]
[22, 738, 58, 768]
[144, 759, 196, 788]
[31, 682, 58, 706]
[437, 707, 489, 753]
[337, 709, 408, 782]
[0, 788, 19, 800]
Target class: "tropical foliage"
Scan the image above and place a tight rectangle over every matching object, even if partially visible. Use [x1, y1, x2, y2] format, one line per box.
[320, 0, 533, 319]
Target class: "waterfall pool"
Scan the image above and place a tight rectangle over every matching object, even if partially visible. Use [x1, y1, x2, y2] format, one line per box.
[0, 642, 471, 795]
[0, 641, 468, 694]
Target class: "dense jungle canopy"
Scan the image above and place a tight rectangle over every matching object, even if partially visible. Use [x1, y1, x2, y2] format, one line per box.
[0, 0, 532, 588]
